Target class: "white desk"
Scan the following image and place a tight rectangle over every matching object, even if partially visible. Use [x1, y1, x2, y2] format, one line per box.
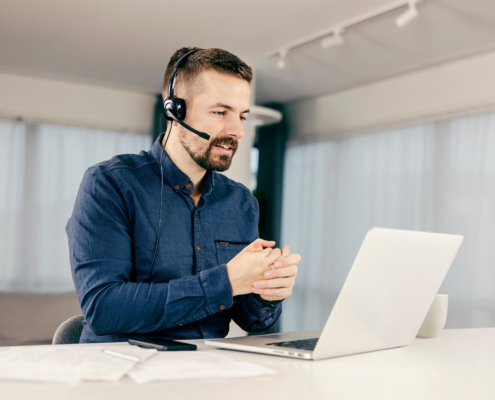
[3, 328, 495, 400]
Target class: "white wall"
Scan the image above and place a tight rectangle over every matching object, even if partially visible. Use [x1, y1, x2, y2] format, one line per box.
[0, 72, 156, 134]
[286, 49, 495, 141]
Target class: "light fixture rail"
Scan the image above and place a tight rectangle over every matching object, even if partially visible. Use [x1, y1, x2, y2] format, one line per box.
[266, 0, 423, 68]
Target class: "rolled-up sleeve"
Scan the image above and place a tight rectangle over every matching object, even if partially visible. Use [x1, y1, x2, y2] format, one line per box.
[67, 166, 233, 336]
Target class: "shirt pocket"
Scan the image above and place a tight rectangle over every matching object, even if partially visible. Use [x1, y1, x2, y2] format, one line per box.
[214, 240, 250, 265]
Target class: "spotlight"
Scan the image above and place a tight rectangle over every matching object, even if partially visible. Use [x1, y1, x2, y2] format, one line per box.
[321, 30, 344, 49]
[395, 1, 419, 28]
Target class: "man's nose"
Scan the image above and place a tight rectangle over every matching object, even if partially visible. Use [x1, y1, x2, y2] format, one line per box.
[226, 115, 245, 139]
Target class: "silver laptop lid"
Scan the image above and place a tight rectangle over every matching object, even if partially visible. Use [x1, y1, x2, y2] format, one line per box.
[313, 228, 463, 360]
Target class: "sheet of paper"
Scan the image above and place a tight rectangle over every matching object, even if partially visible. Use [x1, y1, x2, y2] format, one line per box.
[126, 351, 277, 384]
[102, 345, 158, 363]
[0, 345, 141, 384]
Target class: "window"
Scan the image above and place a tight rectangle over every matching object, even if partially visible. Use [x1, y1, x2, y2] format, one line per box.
[281, 111, 495, 330]
[0, 120, 151, 291]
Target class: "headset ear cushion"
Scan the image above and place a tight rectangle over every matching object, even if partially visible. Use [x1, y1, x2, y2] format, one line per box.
[174, 98, 187, 121]
[163, 98, 187, 121]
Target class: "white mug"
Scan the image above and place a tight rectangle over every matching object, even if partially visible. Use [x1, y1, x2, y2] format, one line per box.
[417, 294, 448, 339]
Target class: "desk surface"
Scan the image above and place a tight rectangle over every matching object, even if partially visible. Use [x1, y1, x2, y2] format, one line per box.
[3, 328, 495, 400]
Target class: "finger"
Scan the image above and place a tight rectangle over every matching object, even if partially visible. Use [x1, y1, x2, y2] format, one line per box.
[254, 238, 276, 248]
[276, 252, 300, 268]
[260, 247, 274, 257]
[273, 252, 301, 269]
[253, 291, 285, 302]
[265, 248, 282, 265]
[252, 248, 274, 265]
[251, 242, 263, 252]
[244, 239, 275, 253]
[279, 244, 290, 259]
[265, 245, 290, 270]
[264, 265, 298, 279]
[258, 295, 281, 302]
[252, 287, 292, 298]
[254, 277, 293, 289]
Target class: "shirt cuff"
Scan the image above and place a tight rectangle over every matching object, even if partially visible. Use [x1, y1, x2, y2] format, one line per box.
[199, 264, 233, 315]
[248, 293, 281, 323]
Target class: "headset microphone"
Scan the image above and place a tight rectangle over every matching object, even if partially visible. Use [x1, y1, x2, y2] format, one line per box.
[163, 49, 211, 141]
[165, 107, 210, 140]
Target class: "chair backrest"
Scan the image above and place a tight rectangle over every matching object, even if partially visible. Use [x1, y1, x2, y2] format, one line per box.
[52, 315, 84, 344]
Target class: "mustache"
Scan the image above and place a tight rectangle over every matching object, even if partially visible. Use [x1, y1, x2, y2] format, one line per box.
[209, 137, 239, 151]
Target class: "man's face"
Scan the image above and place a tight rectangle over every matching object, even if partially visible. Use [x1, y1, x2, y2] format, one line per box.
[178, 69, 250, 172]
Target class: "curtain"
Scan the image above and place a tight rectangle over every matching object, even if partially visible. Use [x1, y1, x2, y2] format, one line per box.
[281, 111, 495, 330]
[0, 120, 151, 292]
[0, 120, 26, 292]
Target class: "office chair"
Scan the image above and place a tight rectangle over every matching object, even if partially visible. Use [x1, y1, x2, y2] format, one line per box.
[52, 315, 84, 344]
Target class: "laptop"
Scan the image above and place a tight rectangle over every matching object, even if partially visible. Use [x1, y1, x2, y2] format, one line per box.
[205, 228, 463, 361]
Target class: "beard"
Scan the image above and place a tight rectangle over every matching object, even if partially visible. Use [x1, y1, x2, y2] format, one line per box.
[178, 126, 238, 172]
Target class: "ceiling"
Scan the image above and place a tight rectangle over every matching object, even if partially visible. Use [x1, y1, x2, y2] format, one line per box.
[1, 0, 495, 104]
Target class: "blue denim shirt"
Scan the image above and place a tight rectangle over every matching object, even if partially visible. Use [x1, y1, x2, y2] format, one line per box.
[66, 133, 282, 343]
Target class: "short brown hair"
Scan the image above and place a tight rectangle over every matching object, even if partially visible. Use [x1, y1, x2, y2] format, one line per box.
[161, 47, 253, 104]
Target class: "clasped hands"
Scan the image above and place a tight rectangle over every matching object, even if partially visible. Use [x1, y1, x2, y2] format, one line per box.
[226, 239, 300, 302]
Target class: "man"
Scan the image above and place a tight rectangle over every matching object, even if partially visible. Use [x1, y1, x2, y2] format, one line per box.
[67, 47, 300, 343]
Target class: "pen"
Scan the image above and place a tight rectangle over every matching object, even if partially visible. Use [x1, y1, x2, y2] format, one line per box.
[102, 349, 142, 363]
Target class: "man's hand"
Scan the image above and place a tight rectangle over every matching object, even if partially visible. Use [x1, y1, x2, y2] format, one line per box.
[226, 239, 282, 297]
[251, 244, 300, 302]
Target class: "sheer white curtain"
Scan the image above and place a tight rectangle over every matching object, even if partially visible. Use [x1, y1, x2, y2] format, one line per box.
[0, 120, 27, 291]
[281, 111, 495, 330]
[0, 120, 151, 292]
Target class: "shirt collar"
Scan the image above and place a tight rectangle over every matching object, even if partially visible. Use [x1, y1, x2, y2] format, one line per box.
[150, 132, 215, 197]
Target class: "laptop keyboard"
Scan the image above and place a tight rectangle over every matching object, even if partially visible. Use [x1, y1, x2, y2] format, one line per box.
[266, 338, 319, 351]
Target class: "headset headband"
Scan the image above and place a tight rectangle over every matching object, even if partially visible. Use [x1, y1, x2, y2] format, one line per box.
[163, 48, 210, 140]
[167, 49, 202, 101]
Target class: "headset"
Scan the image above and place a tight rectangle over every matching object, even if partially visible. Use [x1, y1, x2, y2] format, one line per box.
[162, 49, 211, 140]
[149, 48, 211, 282]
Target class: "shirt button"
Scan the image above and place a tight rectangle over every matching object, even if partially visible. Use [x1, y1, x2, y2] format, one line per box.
[179, 323, 183, 326]
[185, 183, 191, 189]
[218, 304, 226, 310]
[197, 245, 201, 251]
[260, 310, 267, 314]
[252, 303, 257, 307]
[174, 185, 180, 190]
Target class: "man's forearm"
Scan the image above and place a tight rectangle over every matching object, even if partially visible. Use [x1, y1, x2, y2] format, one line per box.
[75, 263, 233, 336]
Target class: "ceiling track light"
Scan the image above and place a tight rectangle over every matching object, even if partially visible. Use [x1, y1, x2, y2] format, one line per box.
[266, 0, 424, 68]
[277, 49, 288, 69]
[321, 28, 344, 49]
[395, 1, 419, 28]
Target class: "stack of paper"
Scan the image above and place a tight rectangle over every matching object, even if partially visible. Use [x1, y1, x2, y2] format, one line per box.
[0, 345, 276, 385]
[0, 345, 155, 385]
[126, 351, 277, 384]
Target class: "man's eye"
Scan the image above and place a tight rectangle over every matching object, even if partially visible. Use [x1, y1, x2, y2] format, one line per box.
[213, 111, 225, 116]
[240, 116, 247, 121]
